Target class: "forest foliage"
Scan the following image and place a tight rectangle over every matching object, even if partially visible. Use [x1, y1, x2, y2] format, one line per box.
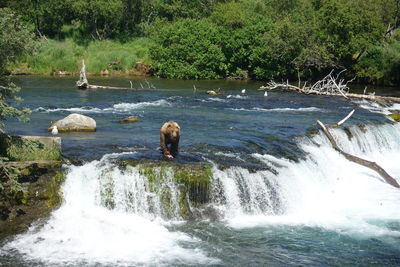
[1, 0, 399, 85]
[0, 8, 33, 131]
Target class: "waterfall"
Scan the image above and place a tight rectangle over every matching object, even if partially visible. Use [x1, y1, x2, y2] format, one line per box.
[3, 123, 400, 264]
[212, 123, 400, 236]
[2, 157, 217, 265]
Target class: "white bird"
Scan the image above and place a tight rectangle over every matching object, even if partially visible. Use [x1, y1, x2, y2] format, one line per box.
[241, 89, 246, 94]
[264, 91, 268, 97]
[51, 126, 58, 135]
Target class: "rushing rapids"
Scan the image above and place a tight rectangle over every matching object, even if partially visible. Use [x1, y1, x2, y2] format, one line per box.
[1, 77, 400, 265]
[1, 123, 400, 265]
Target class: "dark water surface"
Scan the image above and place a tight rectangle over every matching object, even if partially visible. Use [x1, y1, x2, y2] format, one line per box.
[5, 76, 390, 165]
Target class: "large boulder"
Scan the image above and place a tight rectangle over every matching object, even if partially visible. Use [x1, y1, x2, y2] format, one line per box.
[49, 113, 96, 132]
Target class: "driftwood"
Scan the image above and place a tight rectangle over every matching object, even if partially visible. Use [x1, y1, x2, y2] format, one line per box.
[76, 60, 88, 89]
[317, 110, 400, 188]
[75, 60, 135, 90]
[259, 70, 400, 103]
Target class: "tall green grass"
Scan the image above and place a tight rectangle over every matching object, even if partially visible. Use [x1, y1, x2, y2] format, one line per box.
[10, 38, 152, 75]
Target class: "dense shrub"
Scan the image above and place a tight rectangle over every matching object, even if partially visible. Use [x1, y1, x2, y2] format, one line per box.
[150, 19, 228, 79]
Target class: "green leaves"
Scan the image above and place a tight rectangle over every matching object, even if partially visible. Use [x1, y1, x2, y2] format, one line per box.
[0, 9, 34, 131]
[150, 19, 228, 79]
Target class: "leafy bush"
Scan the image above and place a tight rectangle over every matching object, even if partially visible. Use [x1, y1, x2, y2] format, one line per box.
[150, 19, 228, 79]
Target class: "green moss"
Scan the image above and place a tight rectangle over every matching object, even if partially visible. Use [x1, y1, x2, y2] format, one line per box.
[389, 113, 400, 122]
[120, 116, 139, 123]
[126, 160, 212, 219]
[43, 170, 65, 209]
[0, 135, 61, 161]
[98, 168, 116, 209]
[15, 190, 29, 205]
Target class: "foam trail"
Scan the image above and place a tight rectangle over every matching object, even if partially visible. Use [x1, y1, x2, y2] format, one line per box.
[354, 99, 400, 116]
[213, 123, 400, 237]
[227, 107, 322, 112]
[3, 158, 216, 266]
[34, 99, 171, 114]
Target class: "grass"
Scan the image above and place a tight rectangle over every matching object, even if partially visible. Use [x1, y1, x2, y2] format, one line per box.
[10, 38, 152, 75]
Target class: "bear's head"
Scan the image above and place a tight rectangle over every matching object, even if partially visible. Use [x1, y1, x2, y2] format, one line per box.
[162, 121, 180, 139]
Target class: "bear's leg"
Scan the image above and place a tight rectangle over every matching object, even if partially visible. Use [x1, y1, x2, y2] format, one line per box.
[170, 142, 179, 157]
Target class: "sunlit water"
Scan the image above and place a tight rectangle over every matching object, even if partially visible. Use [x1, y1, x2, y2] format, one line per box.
[1, 77, 400, 266]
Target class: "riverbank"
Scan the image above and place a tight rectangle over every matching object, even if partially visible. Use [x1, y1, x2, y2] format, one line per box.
[8, 38, 152, 76]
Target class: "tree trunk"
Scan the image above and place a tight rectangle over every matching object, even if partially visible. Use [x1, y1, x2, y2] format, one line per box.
[317, 119, 400, 188]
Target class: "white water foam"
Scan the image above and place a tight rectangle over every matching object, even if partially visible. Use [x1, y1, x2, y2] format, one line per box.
[3, 157, 216, 266]
[34, 99, 171, 114]
[354, 99, 400, 116]
[213, 123, 400, 237]
[227, 107, 322, 112]
[201, 97, 229, 103]
[226, 94, 248, 99]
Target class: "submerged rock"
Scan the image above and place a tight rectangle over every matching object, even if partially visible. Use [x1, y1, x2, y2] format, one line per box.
[206, 90, 218, 95]
[120, 116, 139, 123]
[49, 113, 96, 132]
[389, 110, 400, 122]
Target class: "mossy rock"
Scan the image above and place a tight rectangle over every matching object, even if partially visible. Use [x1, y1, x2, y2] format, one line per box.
[0, 135, 61, 161]
[121, 160, 212, 220]
[120, 116, 139, 123]
[389, 113, 400, 122]
[0, 161, 65, 239]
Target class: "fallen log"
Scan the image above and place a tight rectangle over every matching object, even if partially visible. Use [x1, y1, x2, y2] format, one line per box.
[259, 70, 400, 103]
[75, 60, 136, 90]
[316, 111, 400, 188]
[86, 85, 133, 90]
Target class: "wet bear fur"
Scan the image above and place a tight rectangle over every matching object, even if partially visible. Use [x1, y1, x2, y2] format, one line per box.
[160, 121, 180, 157]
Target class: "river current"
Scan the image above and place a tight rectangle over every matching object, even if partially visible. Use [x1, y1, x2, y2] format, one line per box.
[1, 76, 400, 266]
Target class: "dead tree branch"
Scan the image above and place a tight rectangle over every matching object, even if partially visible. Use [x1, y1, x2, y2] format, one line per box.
[75, 60, 135, 90]
[317, 111, 400, 188]
[259, 70, 400, 103]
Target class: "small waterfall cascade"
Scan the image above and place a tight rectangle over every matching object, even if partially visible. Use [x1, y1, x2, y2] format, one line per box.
[1, 158, 215, 265]
[211, 123, 400, 232]
[2, 123, 400, 265]
[64, 158, 212, 221]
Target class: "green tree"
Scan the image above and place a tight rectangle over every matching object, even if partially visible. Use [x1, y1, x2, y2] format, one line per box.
[0, 8, 34, 132]
[317, 0, 386, 69]
[150, 18, 228, 79]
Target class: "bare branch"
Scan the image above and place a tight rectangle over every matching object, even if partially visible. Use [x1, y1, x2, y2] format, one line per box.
[258, 70, 400, 103]
[337, 109, 355, 126]
[317, 118, 400, 188]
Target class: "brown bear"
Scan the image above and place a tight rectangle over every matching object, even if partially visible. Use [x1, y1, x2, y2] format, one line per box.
[160, 121, 180, 159]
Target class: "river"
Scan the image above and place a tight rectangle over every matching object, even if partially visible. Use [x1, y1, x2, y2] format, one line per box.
[1, 76, 400, 266]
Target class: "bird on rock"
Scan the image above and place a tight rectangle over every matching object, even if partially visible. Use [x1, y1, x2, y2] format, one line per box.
[51, 126, 58, 135]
